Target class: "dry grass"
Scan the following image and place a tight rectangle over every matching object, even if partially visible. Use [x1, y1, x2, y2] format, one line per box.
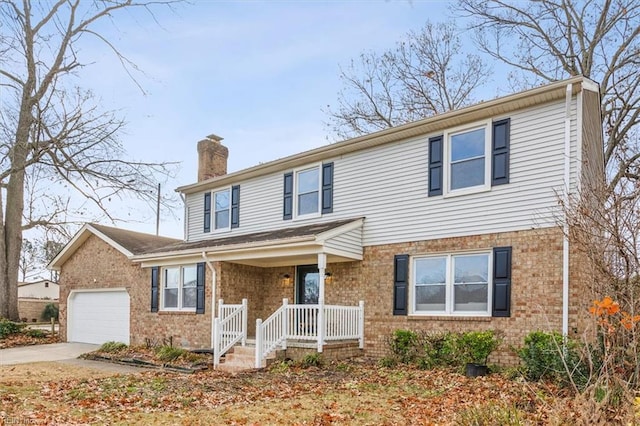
[0, 358, 624, 425]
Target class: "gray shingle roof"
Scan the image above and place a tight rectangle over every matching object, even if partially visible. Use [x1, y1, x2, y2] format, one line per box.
[89, 223, 181, 255]
[139, 218, 363, 255]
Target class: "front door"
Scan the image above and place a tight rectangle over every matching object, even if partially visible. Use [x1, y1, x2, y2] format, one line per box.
[297, 265, 319, 305]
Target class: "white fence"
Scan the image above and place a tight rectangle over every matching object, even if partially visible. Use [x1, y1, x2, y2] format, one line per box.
[213, 299, 247, 366]
[255, 299, 364, 368]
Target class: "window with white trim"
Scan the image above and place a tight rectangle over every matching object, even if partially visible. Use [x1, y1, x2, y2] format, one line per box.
[445, 123, 491, 194]
[214, 189, 230, 230]
[162, 265, 197, 311]
[413, 252, 491, 315]
[296, 166, 320, 217]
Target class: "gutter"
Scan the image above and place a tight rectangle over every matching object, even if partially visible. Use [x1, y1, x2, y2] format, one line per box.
[562, 83, 572, 336]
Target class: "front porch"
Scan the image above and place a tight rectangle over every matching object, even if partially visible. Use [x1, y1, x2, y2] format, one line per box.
[133, 218, 367, 368]
[213, 298, 364, 369]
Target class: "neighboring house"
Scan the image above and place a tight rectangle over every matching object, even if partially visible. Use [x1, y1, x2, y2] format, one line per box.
[17, 279, 60, 322]
[50, 76, 604, 368]
[18, 280, 59, 300]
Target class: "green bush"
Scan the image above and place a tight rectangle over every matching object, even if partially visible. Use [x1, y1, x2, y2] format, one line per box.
[459, 330, 501, 365]
[99, 341, 128, 353]
[420, 332, 464, 368]
[518, 331, 589, 389]
[0, 318, 23, 338]
[378, 356, 398, 368]
[41, 303, 59, 321]
[25, 329, 47, 338]
[155, 345, 187, 362]
[390, 329, 419, 363]
[300, 353, 323, 368]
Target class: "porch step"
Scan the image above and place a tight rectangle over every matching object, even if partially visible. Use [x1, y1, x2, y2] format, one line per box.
[216, 344, 279, 373]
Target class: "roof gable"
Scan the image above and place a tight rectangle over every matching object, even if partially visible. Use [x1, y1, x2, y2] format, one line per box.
[48, 224, 181, 271]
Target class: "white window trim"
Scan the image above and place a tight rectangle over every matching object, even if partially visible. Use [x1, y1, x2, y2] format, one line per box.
[410, 250, 493, 317]
[293, 163, 322, 220]
[212, 187, 231, 233]
[160, 265, 197, 312]
[443, 120, 492, 198]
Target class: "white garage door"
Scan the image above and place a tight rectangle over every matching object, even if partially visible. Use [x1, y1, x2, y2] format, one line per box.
[68, 290, 130, 345]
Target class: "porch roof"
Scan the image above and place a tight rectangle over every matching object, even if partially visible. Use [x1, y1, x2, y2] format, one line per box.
[131, 217, 365, 268]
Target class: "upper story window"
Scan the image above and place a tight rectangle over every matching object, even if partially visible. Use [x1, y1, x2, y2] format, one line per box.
[296, 167, 320, 216]
[283, 162, 333, 220]
[449, 127, 487, 191]
[413, 252, 490, 316]
[203, 185, 240, 233]
[428, 118, 510, 197]
[214, 189, 230, 230]
[162, 265, 197, 311]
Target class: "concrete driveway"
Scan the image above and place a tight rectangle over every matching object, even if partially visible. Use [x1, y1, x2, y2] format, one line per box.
[0, 342, 99, 366]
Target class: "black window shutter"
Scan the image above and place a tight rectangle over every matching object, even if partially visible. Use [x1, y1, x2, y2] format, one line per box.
[203, 192, 211, 233]
[428, 136, 443, 196]
[321, 162, 334, 214]
[231, 185, 240, 228]
[196, 262, 206, 314]
[283, 172, 293, 220]
[492, 247, 512, 317]
[492, 118, 510, 186]
[151, 266, 159, 312]
[393, 254, 409, 316]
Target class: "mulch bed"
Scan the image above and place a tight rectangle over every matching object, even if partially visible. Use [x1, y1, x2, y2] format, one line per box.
[82, 345, 212, 373]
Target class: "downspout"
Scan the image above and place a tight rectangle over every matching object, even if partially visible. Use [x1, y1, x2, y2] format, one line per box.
[562, 84, 572, 337]
[202, 252, 217, 346]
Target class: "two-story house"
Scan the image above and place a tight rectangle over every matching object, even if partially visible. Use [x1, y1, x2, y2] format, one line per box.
[50, 76, 604, 368]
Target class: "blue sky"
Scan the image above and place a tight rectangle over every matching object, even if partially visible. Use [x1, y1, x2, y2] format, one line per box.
[79, 0, 465, 238]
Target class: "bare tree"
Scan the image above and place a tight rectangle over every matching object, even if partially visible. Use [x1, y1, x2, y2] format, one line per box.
[325, 21, 491, 140]
[18, 239, 38, 282]
[455, 0, 640, 193]
[0, 0, 180, 320]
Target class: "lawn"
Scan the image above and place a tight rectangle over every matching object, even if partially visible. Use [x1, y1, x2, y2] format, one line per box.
[0, 358, 575, 425]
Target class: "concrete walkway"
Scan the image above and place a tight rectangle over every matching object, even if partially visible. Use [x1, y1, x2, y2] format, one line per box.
[0, 342, 99, 365]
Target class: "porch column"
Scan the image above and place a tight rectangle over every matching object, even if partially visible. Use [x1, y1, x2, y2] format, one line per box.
[317, 252, 326, 353]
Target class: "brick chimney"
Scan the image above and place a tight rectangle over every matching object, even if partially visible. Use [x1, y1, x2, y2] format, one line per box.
[197, 134, 228, 182]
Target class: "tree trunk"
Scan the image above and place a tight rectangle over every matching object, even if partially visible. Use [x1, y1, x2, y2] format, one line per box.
[3, 109, 31, 321]
[0, 192, 7, 319]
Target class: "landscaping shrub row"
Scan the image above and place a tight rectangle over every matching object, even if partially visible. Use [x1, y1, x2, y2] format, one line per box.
[381, 329, 501, 370]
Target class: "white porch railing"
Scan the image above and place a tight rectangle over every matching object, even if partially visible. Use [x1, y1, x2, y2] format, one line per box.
[213, 298, 247, 367]
[255, 299, 364, 368]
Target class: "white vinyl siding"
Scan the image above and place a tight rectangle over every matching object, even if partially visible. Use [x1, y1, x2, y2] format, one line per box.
[324, 226, 363, 259]
[186, 98, 579, 247]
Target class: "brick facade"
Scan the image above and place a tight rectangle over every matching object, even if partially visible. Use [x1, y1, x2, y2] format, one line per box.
[59, 227, 586, 365]
[59, 235, 213, 348]
[215, 227, 581, 365]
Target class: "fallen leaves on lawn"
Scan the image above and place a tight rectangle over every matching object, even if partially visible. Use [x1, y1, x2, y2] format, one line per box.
[2, 359, 574, 424]
[0, 331, 60, 349]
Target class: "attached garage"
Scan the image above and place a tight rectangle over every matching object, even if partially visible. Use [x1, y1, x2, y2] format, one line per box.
[67, 290, 130, 345]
